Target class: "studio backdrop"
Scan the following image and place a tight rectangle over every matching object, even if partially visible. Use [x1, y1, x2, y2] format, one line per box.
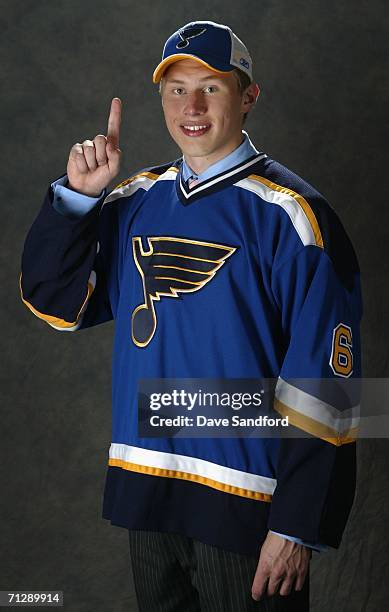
[2, 1, 388, 610]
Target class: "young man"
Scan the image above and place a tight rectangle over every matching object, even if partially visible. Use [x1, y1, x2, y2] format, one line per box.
[20, 21, 362, 611]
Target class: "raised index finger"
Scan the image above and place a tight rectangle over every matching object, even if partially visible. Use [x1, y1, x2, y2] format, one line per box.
[107, 97, 122, 148]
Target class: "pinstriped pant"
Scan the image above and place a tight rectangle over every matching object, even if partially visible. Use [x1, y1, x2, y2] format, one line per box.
[128, 530, 309, 611]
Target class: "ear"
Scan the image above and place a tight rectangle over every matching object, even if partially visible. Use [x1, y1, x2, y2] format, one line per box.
[159, 77, 165, 103]
[241, 82, 260, 113]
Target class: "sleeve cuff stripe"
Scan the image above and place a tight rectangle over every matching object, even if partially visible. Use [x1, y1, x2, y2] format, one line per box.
[19, 272, 94, 329]
[275, 377, 360, 430]
[274, 398, 359, 446]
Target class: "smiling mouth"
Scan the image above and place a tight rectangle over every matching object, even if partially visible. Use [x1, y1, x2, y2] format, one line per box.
[180, 124, 211, 137]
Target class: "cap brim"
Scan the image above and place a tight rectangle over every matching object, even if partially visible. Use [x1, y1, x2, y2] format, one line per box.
[152, 54, 232, 83]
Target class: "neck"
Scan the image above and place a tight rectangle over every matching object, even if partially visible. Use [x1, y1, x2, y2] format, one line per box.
[183, 133, 245, 175]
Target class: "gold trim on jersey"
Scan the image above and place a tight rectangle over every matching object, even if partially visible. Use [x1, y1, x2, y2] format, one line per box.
[274, 398, 358, 446]
[113, 167, 179, 191]
[104, 167, 179, 204]
[152, 252, 221, 264]
[19, 272, 94, 329]
[108, 458, 273, 502]
[113, 171, 161, 191]
[152, 264, 214, 275]
[131, 236, 237, 348]
[239, 174, 324, 248]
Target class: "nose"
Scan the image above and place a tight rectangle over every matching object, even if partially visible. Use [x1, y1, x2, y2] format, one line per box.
[183, 90, 207, 115]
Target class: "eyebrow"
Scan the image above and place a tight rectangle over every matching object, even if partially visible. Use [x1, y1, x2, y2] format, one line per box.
[164, 75, 225, 84]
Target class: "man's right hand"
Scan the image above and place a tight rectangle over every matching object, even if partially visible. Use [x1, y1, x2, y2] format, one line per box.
[66, 97, 122, 197]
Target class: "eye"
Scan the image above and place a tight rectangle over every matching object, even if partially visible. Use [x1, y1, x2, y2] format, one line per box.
[203, 85, 217, 93]
[173, 87, 184, 95]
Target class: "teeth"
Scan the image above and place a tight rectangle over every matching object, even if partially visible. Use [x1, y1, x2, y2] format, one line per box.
[183, 125, 208, 131]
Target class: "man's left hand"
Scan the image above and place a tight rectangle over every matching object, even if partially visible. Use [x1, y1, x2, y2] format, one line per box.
[251, 531, 312, 601]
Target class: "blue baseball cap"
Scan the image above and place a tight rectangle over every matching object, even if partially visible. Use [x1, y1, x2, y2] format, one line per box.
[152, 21, 253, 84]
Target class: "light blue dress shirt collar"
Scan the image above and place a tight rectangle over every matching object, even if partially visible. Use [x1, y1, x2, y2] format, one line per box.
[52, 130, 260, 218]
[181, 130, 259, 184]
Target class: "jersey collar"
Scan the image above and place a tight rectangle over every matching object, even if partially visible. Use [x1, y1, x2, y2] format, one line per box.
[181, 130, 259, 184]
[176, 152, 267, 205]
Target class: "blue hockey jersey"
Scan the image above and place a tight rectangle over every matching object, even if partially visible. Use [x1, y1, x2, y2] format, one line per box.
[20, 151, 362, 555]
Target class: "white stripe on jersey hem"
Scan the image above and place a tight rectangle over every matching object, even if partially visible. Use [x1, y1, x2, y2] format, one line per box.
[275, 377, 360, 432]
[179, 154, 267, 199]
[109, 443, 277, 495]
[235, 176, 316, 246]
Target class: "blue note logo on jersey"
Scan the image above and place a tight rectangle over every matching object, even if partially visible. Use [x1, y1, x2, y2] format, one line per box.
[131, 236, 237, 347]
[176, 26, 207, 49]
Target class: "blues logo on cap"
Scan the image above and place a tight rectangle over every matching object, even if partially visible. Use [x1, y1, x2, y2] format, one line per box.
[152, 20, 253, 83]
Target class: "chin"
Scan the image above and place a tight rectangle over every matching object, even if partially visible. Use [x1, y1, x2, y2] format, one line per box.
[181, 146, 212, 159]
[179, 135, 214, 153]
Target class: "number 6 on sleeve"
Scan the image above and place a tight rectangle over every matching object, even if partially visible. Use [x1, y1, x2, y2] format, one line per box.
[330, 323, 353, 377]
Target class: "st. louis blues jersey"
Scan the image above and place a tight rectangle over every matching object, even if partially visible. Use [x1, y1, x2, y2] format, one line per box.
[20, 151, 362, 555]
